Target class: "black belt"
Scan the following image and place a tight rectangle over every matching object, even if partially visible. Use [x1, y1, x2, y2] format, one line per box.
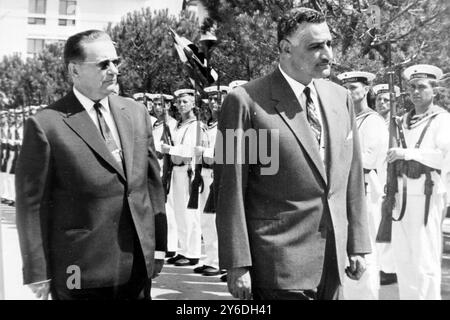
[172, 163, 188, 167]
[202, 163, 213, 170]
[393, 165, 436, 226]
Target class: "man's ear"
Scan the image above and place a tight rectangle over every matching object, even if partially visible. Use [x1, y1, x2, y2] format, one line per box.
[68, 62, 79, 78]
[279, 39, 291, 54]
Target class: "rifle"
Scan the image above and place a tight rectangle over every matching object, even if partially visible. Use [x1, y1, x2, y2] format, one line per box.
[376, 42, 398, 243]
[160, 95, 174, 200]
[187, 89, 204, 209]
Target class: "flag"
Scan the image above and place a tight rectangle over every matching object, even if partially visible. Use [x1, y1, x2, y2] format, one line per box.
[169, 28, 218, 88]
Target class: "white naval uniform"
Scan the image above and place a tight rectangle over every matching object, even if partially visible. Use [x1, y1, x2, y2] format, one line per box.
[166, 118, 206, 259]
[377, 114, 397, 275]
[153, 116, 178, 253]
[343, 110, 387, 300]
[0, 125, 8, 199]
[5, 126, 22, 202]
[392, 106, 450, 300]
[198, 121, 219, 269]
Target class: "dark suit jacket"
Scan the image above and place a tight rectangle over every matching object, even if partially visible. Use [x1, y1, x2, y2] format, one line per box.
[214, 68, 371, 290]
[15, 91, 167, 289]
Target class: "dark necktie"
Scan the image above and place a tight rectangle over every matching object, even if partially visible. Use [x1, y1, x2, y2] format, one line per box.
[304, 87, 322, 145]
[93, 102, 123, 164]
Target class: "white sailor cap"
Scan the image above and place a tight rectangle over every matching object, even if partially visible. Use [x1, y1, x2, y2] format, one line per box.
[149, 93, 174, 101]
[174, 88, 196, 97]
[204, 85, 230, 95]
[228, 80, 248, 89]
[132, 92, 146, 100]
[372, 84, 400, 97]
[336, 71, 376, 85]
[403, 64, 443, 81]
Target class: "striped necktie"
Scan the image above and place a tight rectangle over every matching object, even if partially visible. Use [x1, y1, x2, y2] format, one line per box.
[93, 102, 123, 164]
[304, 87, 321, 145]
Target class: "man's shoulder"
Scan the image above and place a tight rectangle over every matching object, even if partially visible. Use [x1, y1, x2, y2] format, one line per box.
[110, 94, 144, 109]
[225, 71, 274, 103]
[314, 78, 347, 95]
[33, 92, 74, 122]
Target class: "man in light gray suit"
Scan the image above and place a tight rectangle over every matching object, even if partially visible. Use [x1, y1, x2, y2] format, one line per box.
[214, 7, 371, 300]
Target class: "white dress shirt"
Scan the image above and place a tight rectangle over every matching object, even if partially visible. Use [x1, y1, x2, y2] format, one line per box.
[279, 65, 326, 162]
[73, 87, 165, 260]
[73, 87, 123, 152]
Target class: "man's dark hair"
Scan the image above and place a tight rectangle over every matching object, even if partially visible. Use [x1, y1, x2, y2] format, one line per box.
[63, 30, 111, 69]
[277, 7, 326, 44]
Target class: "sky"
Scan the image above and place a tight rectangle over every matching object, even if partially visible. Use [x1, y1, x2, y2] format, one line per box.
[147, 0, 184, 15]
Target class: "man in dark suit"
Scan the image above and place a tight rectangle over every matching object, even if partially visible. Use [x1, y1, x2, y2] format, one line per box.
[15, 30, 167, 300]
[214, 7, 371, 300]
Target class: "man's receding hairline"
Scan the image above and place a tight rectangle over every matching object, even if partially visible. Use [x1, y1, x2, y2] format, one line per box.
[285, 21, 330, 44]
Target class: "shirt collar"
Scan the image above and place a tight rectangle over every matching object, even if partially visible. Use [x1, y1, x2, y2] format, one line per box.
[73, 86, 110, 113]
[278, 64, 316, 99]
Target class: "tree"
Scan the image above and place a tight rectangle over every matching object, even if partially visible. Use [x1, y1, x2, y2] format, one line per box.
[197, 0, 449, 109]
[106, 8, 201, 96]
[0, 42, 69, 107]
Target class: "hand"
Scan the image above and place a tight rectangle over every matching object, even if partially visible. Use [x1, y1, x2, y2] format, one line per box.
[28, 282, 50, 300]
[151, 259, 165, 279]
[345, 254, 366, 280]
[228, 267, 252, 300]
[194, 146, 205, 156]
[161, 144, 171, 154]
[386, 148, 405, 163]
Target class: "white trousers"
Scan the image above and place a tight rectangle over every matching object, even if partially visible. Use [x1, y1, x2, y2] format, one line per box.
[376, 243, 397, 273]
[198, 170, 218, 269]
[159, 159, 179, 253]
[165, 196, 178, 253]
[0, 172, 6, 198]
[342, 188, 380, 300]
[392, 194, 445, 300]
[169, 166, 201, 259]
[1, 173, 14, 201]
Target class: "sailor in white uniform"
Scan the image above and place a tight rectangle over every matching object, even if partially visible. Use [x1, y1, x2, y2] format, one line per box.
[387, 64, 450, 300]
[338, 71, 388, 300]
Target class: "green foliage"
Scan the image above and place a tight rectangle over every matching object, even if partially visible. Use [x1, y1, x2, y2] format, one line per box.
[107, 8, 201, 96]
[0, 1, 448, 110]
[0, 42, 69, 108]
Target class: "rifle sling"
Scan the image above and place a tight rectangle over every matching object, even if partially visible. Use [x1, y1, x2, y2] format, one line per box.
[392, 173, 407, 222]
[424, 169, 433, 226]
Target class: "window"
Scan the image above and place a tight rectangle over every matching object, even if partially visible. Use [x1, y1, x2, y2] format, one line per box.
[59, 0, 77, 15]
[27, 39, 45, 55]
[58, 19, 76, 26]
[29, 0, 46, 14]
[28, 17, 46, 25]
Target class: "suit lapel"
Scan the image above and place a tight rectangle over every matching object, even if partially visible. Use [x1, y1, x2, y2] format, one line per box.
[314, 79, 343, 188]
[109, 95, 134, 182]
[62, 91, 126, 180]
[271, 69, 327, 186]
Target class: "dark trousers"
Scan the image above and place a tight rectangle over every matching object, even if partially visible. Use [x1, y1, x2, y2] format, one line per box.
[51, 236, 151, 300]
[253, 230, 341, 300]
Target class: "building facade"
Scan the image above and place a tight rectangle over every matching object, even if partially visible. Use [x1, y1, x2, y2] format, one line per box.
[0, 0, 184, 58]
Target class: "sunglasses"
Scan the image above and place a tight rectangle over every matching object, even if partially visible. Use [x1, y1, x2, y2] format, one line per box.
[80, 57, 122, 70]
